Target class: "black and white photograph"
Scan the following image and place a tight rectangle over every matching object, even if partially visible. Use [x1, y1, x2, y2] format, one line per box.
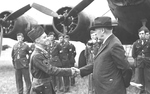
[0, 0, 150, 94]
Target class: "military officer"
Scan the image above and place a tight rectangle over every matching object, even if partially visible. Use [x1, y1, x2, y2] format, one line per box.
[57, 34, 71, 92]
[143, 31, 150, 94]
[11, 33, 31, 94]
[84, 30, 101, 94]
[46, 32, 62, 67]
[64, 35, 77, 86]
[131, 26, 150, 94]
[27, 26, 76, 94]
[46, 32, 63, 92]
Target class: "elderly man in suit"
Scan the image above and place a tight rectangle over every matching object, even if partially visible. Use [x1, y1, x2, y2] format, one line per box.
[72, 16, 132, 94]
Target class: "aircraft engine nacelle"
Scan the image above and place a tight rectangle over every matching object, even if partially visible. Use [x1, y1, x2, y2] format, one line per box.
[52, 7, 92, 43]
[108, 0, 150, 36]
[0, 11, 38, 42]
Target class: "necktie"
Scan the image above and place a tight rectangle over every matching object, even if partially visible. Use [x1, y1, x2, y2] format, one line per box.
[142, 40, 144, 45]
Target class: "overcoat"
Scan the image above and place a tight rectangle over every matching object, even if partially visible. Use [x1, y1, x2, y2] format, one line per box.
[80, 34, 132, 94]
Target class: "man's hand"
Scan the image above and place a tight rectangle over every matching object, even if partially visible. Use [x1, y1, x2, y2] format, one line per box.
[71, 67, 80, 77]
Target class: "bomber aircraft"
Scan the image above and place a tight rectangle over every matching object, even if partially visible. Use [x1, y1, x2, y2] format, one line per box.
[0, 0, 114, 55]
[0, 0, 149, 55]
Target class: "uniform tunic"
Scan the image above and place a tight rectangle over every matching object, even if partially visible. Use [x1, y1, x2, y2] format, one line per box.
[30, 47, 72, 94]
[132, 39, 150, 93]
[46, 40, 63, 91]
[57, 42, 71, 91]
[12, 42, 30, 69]
[46, 41, 62, 67]
[67, 42, 76, 86]
[11, 41, 31, 94]
[67, 42, 76, 67]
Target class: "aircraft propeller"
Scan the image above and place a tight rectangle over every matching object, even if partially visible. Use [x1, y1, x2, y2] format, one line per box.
[59, 0, 94, 34]
[30, 0, 94, 34]
[66, 0, 94, 18]
[31, 3, 60, 18]
[60, 0, 94, 33]
[0, 0, 95, 56]
[0, 4, 31, 56]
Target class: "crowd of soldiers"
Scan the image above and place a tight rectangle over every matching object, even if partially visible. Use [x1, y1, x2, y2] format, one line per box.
[11, 30, 76, 94]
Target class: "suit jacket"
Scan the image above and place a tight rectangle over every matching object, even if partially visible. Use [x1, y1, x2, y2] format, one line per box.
[80, 34, 132, 94]
[78, 50, 87, 68]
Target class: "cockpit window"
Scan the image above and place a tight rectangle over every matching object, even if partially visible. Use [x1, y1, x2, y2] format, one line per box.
[111, 0, 145, 6]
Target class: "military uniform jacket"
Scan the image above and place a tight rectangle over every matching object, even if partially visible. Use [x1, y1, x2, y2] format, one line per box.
[30, 47, 72, 79]
[46, 41, 62, 67]
[85, 41, 100, 64]
[11, 42, 30, 69]
[132, 39, 150, 67]
[30, 47, 72, 94]
[58, 42, 71, 67]
[132, 39, 146, 58]
[80, 34, 132, 94]
[67, 42, 76, 67]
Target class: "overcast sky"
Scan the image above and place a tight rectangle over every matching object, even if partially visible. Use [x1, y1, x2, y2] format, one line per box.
[0, 0, 115, 24]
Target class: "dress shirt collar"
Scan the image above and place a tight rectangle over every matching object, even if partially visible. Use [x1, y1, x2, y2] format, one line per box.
[102, 33, 112, 44]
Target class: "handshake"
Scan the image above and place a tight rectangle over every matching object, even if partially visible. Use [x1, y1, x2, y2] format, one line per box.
[71, 67, 80, 77]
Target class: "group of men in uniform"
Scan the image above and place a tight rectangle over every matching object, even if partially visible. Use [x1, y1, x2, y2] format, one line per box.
[132, 26, 150, 94]
[13, 15, 150, 94]
[11, 26, 76, 94]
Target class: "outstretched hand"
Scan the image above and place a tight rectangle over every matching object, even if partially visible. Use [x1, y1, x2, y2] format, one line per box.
[71, 67, 80, 77]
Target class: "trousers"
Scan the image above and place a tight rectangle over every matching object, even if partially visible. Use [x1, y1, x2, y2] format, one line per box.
[15, 68, 31, 94]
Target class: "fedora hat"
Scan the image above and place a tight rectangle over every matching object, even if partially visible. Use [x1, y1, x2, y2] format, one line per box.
[89, 16, 118, 30]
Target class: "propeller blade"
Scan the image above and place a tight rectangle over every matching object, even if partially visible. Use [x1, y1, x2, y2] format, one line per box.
[67, 0, 94, 17]
[0, 26, 3, 56]
[5, 4, 31, 21]
[31, 3, 59, 17]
